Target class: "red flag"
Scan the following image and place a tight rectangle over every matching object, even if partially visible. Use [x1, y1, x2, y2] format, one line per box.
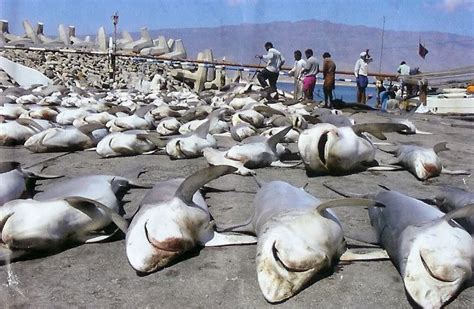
[419, 43, 429, 59]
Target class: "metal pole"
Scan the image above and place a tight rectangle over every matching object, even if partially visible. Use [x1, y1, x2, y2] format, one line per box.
[111, 12, 119, 82]
[378, 16, 385, 73]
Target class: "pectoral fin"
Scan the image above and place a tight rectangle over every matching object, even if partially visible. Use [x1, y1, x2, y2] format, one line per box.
[64, 196, 129, 233]
[441, 168, 470, 175]
[200, 230, 257, 247]
[83, 227, 120, 243]
[270, 160, 302, 168]
[339, 249, 389, 261]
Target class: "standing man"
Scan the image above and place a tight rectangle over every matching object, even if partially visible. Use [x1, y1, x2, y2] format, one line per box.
[288, 50, 306, 100]
[256, 42, 285, 99]
[397, 61, 411, 96]
[301, 49, 319, 100]
[322, 52, 336, 108]
[354, 50, 372, 104]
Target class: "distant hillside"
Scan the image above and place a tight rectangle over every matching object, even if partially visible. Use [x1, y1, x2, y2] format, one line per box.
[138, 19, 474, 74]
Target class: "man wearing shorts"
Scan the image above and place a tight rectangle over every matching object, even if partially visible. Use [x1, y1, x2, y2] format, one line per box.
[354, 50, 372, 104]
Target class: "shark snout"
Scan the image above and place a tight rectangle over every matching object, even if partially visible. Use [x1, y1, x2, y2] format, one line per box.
[420, 248, 471, 283]
[272, 241, 327, 272]
[144, 221, 191, 253]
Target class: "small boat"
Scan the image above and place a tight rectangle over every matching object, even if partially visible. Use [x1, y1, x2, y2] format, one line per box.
[415, 88, 474, 114]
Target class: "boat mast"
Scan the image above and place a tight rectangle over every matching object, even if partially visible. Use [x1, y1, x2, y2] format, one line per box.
[378, 16, 385, 73]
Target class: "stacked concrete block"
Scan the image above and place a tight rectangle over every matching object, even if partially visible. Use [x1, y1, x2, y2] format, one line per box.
[122, 27, 154, 53]
[204, 65, 226, 90]
[163, 39, 186, 59]
[140, 35, 169, 56]
[1, 20, 31, 45]
[116, 31, 134, 49]
[22, 20, 40, 44]
[58, 24, 70, 45]
[170, 49, 212, 92]
[97, 27, 108, 51]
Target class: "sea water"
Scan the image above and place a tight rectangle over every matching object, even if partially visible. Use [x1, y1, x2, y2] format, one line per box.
[277, 82, 377, 104]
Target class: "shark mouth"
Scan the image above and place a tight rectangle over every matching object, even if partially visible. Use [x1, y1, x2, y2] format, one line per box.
[272, 241, 312, 273]
[317, 131, 329, 165]
[422, 163, 440, 177]
[420, 252, 457, 283]
[144, 221, 181, 253]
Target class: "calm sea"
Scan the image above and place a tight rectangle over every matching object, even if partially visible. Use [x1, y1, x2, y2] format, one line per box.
[277, 82, 377, 104]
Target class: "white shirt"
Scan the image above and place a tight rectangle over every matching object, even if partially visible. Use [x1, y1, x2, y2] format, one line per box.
[288, 59, 306, 78]
[354, 58, 369, 77]
[262, 48, 285, 73]
[398, 63, 410, 75]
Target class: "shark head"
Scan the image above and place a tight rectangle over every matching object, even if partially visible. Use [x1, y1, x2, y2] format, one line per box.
[255, 210, 343, 303]
[126, 197, 207, 273]
[402, 221, 472, 308]
[299, 124, 375, 174]
[410, 149, 442, 180]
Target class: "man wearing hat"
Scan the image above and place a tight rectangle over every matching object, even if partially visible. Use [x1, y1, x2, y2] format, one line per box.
[354, 50, 372, 104]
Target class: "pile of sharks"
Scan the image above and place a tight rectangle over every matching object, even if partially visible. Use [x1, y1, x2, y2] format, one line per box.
[1, 80, 473, 307]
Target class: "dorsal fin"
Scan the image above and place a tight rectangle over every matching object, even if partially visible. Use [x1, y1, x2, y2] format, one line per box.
[302, 115, 322, 124]
[175, 165, 237, 205]
[315, 198, 383, 214]
[253, 105, 286, 116]
[207, 109, 223, 131]
[193, 119, 211, 139]
[351, 123, 409, 140]
[323, 183, 371, 199]
[441, 203, 474, 222]
[135, 104, 155, 118]
[107, 105, 132, 115]
[433, 142, 449, 154]
[266, 126, 291, 152]
[0, 161, 21, 173]
[16, 118, 44, 132]
[78, 122, 105, 135]
[136, 133, 168, 147]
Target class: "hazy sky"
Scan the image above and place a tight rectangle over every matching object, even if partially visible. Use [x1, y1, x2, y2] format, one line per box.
[1, 0, 473, 37]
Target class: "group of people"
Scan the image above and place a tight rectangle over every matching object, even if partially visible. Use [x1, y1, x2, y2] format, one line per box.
[255, 42, 336, 107]
[255, 42, 368, 108]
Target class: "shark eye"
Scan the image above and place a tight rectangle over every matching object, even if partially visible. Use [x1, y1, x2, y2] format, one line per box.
[318, 131, 329, 164]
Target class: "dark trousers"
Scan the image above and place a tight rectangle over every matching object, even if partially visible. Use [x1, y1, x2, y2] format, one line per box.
[257, 69, 279, 92]
[323, 87, 333, 107]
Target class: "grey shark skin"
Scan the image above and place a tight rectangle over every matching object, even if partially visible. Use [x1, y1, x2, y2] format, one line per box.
[166, 119, 217, 159]
[24, 123, 106, 152]
[0, 161, 61, 205]
[221, 180, 377, 303]
[298, 123, 407, 175]
[0, 175, 131, 259]
[203, 126, 293, 175]
[434, 186, 474, 234]
[125, 166, 256, 273]
[369, 190, 473, 308]
[382, 143, 447, 180]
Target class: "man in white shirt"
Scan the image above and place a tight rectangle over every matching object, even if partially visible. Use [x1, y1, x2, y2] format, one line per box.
[354, 50, 372, 104]
[397, 61, 411, 96]
[256, 42, 285, 99]
[300, 49, 319, 100]
[288, 50, 306, 100]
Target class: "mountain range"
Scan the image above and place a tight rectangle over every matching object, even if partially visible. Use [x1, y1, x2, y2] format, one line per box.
[140, 19, 474, 74]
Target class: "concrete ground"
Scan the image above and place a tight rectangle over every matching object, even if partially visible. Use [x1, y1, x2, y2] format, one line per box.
[0, 111, 473, 308]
